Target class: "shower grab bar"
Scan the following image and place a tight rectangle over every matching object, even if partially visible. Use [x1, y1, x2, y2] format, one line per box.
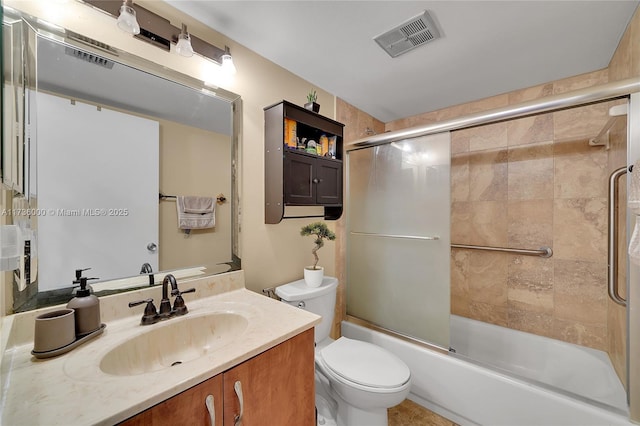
[350, 231, 440, 241]
[451, 244, 553, 258]
[608, 166, 628, 307]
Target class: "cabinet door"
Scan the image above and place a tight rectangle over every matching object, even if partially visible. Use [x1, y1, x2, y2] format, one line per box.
[222, 328, 315, 426]
[284, 151, 315, 205]
[120, 373, 223, 426]
[316, 157, 342, 205]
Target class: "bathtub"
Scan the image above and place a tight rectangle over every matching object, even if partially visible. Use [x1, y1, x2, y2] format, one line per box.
[342, 316, 632, 426]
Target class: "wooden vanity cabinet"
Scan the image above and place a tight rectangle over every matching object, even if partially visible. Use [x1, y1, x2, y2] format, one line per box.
[119, 329, 315, 426]
[264, 100, 345, 224]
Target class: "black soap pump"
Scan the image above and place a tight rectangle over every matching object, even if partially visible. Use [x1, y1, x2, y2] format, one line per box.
[66, 269, 101, 337]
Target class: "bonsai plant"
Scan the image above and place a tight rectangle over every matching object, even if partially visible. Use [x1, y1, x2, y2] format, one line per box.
[300, 222, 335, 287]
[304, 89, 320, 113]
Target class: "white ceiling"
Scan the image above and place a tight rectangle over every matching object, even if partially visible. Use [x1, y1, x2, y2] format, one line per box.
[165, 0, 639, 123]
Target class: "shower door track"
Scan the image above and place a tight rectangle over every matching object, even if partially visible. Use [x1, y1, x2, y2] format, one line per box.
[345, 77, 640, 151]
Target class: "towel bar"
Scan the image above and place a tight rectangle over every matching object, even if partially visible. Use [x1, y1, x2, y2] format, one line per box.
[159, 193, 227, 204]
[451, 244, 552, 258]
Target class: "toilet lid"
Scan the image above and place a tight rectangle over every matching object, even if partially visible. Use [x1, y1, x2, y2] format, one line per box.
[320, 337, 410, 388]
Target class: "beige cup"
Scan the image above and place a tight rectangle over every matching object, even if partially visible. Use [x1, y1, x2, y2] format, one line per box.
[33, 308, 76, 353]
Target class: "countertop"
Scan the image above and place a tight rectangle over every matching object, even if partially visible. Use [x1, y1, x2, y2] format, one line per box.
[0, 271, 320, 425]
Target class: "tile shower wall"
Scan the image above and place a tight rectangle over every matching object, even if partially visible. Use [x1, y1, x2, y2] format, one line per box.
[449, 96, 620, 351]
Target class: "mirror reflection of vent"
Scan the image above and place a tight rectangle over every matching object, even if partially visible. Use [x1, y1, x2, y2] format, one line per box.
[66, 30, 119, 56]
[65, 47, 115, 69]
[374, 11, 441, 58]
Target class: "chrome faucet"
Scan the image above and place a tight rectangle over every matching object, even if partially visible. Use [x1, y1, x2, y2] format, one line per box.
[128, 273, 196, 325]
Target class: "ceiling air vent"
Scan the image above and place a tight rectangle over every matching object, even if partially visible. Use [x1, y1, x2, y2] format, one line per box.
[374, 11, 441, 58]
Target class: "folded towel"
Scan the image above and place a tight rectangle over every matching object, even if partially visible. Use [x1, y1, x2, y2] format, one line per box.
[630, 216, 640, 266]
[176, 196, 215, 230]
[183, 196, 214, 214]
[629, 160, 640, 215]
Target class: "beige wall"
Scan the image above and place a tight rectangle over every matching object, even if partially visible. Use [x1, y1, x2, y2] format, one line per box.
[1, 0, 338, 310]
[158, 120, 231, 272]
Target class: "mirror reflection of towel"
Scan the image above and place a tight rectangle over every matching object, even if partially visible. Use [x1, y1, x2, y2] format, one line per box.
[176, 196, 215, 230]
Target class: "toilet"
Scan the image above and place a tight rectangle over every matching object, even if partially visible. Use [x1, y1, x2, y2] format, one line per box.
[276, 277, 411, 426]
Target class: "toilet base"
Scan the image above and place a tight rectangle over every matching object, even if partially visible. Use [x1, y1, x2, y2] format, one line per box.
[335, 391, 388, 426]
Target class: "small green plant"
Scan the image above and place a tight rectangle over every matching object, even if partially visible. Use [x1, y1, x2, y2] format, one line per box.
[307, 89, 317, 103]
[300, 222, 335, 270]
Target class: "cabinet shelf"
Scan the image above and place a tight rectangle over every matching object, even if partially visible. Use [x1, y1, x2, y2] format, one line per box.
[264, 100, 345, 224]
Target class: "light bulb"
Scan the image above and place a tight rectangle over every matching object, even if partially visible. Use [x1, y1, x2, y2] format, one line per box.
[117, 1, 140, 35]
[221, 52, 236, 75]
[175, 24, 194, 57]
[176, 34, 194, 57]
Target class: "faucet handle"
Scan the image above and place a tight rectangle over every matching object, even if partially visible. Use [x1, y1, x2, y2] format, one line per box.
[172, 288, 196, 316]
[128, 298, 159, 325]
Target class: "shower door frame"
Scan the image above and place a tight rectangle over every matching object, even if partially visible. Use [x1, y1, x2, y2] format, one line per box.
[345, 77, 640, 422]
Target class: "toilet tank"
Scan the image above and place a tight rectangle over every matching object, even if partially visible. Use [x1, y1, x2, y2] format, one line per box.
[275, 277, 338, 344]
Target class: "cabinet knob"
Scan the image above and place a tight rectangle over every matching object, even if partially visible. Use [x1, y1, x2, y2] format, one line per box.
[312, 178, 319, 184]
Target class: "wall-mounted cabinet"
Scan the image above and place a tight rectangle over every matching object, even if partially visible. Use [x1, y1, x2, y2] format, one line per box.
[264, 100, 344, 224]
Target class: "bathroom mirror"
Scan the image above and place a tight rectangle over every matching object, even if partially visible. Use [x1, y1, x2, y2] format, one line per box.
[2, 9, 241, 312]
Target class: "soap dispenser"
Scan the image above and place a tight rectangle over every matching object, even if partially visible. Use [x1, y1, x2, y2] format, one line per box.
[66, 269, 101, 337]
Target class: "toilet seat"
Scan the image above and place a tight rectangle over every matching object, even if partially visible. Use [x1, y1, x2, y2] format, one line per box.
[319, 337, 410, 390]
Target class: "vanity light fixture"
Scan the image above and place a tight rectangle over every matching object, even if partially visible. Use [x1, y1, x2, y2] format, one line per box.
[220, 46, 237, 75]
[175, 24, 194, 57]
[116, 0, 140, 35]
[84, 0, 239, 75]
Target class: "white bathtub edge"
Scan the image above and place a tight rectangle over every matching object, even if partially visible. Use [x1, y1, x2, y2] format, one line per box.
[342, 320, 633, 426]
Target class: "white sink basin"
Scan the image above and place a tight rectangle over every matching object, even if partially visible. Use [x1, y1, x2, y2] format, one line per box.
[99, 312, 248, 376]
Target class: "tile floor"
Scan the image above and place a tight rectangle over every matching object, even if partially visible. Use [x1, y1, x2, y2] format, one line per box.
[388, 399, 458, 426]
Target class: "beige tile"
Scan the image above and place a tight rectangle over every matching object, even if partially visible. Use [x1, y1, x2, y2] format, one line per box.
[450, 130, 470, 154]
[469, 301, 508, 327]
[554, 259, 607, 325]
[451, 202, 472, 244]
[608, 18, 632, 81]
[552, 318, 606, 351]
[553, 102, 611, 143]
[632, 10, 640, 78]
[468, 251, 508, 306]
[507, 255, 554, 314]
[507, 114, 553, 147]
[552, 69, 608, 94]
[508, 83, 553, 104]
[451, 250, 470, 317]
[467, 122, 508, 152]
[507, 199, 553, 247]
[469, 149, 508, 201]
[466, 93, 509, 114]
[554, 140, 608, 199]
[508, 308, 554, 338]
[507, 142, 554, 200]
[451, 153, 469, 202]
[608, 298, 627, 387]
[553, 198, 607, 262]
[469, 200, 508, 246]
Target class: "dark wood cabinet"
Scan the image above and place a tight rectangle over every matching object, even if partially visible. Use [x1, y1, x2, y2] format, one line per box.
[283, 151, 342, 206]
[264, 100, 344, 224]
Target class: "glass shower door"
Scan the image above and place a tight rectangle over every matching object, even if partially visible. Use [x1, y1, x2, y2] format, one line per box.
[346, 132, 451, 349]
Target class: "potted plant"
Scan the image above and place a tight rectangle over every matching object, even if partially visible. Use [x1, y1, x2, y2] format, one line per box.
[300, 222, 335, 287]
[304, 89, 320, 113]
